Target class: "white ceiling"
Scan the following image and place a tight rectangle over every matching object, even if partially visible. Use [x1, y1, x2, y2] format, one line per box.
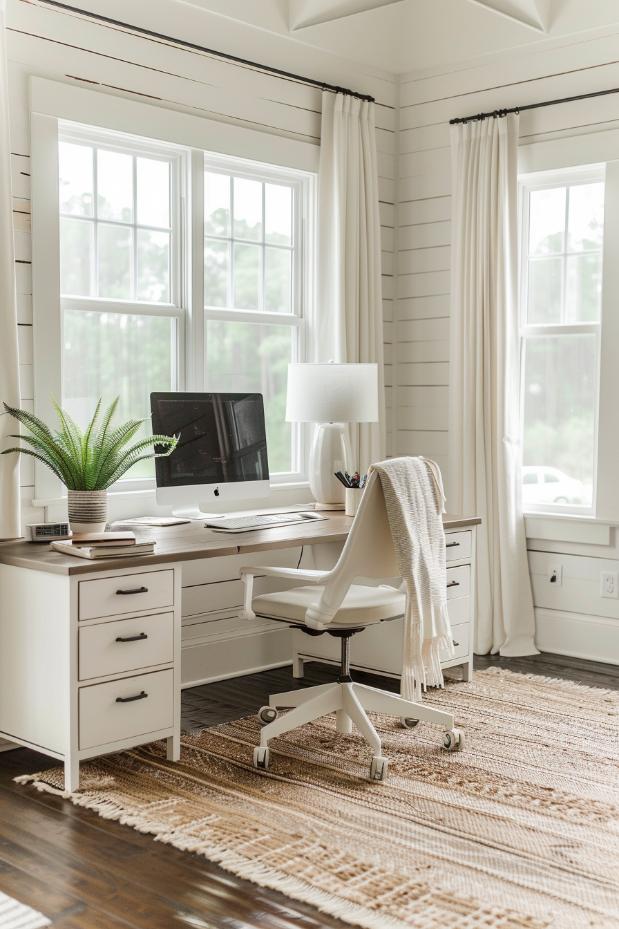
[176, 0, 619, 74]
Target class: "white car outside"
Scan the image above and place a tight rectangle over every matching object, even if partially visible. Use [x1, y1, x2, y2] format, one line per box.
[522, 466, 586, 506]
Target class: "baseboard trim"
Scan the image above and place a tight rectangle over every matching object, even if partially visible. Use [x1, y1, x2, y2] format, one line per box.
[0, 739, 17, 753]
[535, 607, 619, 664]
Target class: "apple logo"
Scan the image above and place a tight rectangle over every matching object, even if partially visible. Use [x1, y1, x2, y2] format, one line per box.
[214, 487, 220, 497]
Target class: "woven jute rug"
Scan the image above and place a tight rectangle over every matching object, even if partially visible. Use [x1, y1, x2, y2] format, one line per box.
[18, 668, 619, 929]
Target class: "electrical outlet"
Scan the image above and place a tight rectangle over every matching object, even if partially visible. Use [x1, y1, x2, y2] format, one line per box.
[600, 571, 619, 598]
[548, 564, 563, 586]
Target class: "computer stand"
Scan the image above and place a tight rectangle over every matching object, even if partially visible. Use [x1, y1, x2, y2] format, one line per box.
[171, 506, 220, 521]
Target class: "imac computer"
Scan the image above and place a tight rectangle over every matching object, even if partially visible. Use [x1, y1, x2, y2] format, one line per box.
[151, 392, 270, 519]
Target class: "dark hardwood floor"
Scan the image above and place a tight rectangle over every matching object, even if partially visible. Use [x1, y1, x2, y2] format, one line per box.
[0, 654, 616, 929]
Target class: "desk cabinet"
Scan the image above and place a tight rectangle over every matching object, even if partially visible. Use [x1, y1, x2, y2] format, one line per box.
[291, 526, 476, 683]
[0, 561, 182, 791]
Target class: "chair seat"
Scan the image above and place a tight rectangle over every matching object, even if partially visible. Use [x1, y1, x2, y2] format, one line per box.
[252, 583, 405, 627]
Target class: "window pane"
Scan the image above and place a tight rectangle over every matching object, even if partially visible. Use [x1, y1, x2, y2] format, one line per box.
[565, 253, 602, 322]
[265, 247, 291, 313]
[59, 142, 93, 217]
[137, 157, 170, 229]
[98, 223, 132, 298]
[527, 257, 562, 324]
[265, 183, 292, 246]
[97, 149, 133, 222]
[137, 229, 170, 302]
[233, 177, 262, 241]
[205, 238, 229, 307]
[60, 218, 94, 296]
[233, 242, 260, 309]
[568, 182, 604, 252]
[205, 172, 230, 236]
[522, 333, 596, 509]
[63, 310, 175, 478]
[206, 320, 293, 473]
[528, 187, 565, 256]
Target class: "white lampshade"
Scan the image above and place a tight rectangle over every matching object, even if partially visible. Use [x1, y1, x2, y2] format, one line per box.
[286, 363, 379, 424]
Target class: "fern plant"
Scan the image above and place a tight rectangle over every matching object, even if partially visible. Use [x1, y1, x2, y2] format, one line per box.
[2, 397, 178, 490]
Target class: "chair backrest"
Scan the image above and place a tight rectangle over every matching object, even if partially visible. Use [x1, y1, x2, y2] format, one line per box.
[305, 470, 402, 628]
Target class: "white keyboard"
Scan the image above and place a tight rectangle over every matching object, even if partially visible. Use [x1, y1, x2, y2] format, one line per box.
[205, 512, 323, 533]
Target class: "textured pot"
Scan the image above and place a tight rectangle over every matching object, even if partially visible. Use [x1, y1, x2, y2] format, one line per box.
[67, 489, 108, 534]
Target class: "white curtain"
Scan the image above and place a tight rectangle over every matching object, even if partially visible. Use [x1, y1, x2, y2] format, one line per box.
[0, 0, 21, 540]
[316, 91, 385, 472]
[449, 114, 537, 657]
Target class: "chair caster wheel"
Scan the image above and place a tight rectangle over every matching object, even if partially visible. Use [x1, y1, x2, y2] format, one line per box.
[443, 728, 465, 752]
[369, 756, 389, 782]
[401, 717, 420, 729]
[258, 706, 278, 726]
[253, 746, 270, 770]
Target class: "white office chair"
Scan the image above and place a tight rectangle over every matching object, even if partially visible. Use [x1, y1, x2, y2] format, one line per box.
[240, 471, 463, 782]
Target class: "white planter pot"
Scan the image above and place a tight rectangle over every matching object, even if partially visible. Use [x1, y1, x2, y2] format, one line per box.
[67, 490, 108, 534]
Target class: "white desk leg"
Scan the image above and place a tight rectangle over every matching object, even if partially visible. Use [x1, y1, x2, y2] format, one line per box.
[166, 733, 181, 762]
[64, 755, 80, 793]
[462, 658, 473, 683]
[292, 654, 304, 678]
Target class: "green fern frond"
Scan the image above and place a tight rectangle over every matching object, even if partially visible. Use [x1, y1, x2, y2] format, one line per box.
[2, 397, 177, 492]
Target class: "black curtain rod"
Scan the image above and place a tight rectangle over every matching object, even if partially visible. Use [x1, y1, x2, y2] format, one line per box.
[450, 85, 619, 124]
[35, 0, 375, 103]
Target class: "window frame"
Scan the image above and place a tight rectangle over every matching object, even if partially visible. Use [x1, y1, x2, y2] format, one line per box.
[31, 82, 317, 505]
[518, 164, 605, 517]
[196, 152, 312, 483]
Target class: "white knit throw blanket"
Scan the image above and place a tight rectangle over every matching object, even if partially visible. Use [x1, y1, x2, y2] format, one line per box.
[370, 456, 454, 702]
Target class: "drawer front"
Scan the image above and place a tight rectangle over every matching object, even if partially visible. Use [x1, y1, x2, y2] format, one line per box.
[445, 530, 472, 562]
[79, 612, 174, 681]
[449, 622, 471, 660]
[446, 565, 470, 599]
[79, 570, 174, 621]
[447, 595, 470, 626]
[79, 669, 174, 750]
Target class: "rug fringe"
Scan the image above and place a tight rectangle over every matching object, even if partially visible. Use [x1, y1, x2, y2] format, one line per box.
[481, 665, 619, 700]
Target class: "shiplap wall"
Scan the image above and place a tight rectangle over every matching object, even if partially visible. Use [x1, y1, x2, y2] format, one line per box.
[395, 30, 619, 662]
[7, 0, 397, 523]
[394, 28, 619, 487]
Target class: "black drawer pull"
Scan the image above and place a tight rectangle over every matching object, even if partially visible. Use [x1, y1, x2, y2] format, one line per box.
[446, 541, 460, 548]
[115, 632, 148, 643]
[116, 690, 148, 704]
[447, 580, 460, 588]
[453, 640, 460, 647]
[115, 586, 148, 596]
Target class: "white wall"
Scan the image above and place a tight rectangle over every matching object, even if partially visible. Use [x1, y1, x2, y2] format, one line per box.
[395, 29, 619, 663]
[7, 0, 397, 525]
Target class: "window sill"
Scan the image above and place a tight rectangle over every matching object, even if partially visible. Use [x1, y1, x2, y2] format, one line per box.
[524, 512, 614, 546]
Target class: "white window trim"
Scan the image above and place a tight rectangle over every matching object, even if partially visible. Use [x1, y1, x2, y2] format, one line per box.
[30, 78, 318, 508]
[518, 162, 615, 519]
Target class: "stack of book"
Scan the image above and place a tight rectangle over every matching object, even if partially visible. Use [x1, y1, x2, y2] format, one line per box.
[50, 531, 156, 560]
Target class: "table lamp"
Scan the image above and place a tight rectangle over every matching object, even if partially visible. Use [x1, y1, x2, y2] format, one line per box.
[286, 362, 379, 510]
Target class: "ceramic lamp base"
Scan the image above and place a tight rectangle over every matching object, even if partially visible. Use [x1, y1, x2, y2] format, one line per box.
[308, 423, 352, 509]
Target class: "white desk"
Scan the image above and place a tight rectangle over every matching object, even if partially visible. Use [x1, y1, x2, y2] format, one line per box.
[0, 513, 479, 790]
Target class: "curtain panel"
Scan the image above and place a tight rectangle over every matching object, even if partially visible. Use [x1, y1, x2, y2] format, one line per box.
[0, 0, 21, 540]
[316, 91, 386, 473]
[449, 114, 537, 657]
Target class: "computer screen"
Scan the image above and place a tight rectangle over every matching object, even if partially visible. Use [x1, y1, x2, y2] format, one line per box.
[151, 392, 269, 488]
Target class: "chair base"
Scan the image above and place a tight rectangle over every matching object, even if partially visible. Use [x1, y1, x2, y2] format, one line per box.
[254, 680, 463, 781]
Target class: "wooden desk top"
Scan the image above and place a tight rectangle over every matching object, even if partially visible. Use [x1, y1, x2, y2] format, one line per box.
[0, 513, 481, 576]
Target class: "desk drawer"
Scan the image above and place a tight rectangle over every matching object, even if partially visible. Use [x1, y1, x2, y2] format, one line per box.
[450, 622, 470, 661]
[79, 612, 174, 681]
[445, 530, 472, 562]
[79, 669, 173, 750]
[79, 570, 174, 621]
[446, 565, 470, 599]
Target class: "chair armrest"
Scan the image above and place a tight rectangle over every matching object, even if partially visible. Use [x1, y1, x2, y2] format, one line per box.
[239, 566, 329, 620]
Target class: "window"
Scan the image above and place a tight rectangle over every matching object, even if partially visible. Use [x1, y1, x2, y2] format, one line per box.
[520, 167, 604, 513]
[202, 158, 306, 476]
[50, 123, 313, 494]
[58, 129, 182, 480]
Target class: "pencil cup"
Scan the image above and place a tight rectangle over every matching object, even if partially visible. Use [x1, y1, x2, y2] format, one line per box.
[345, 488, 362, 517]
